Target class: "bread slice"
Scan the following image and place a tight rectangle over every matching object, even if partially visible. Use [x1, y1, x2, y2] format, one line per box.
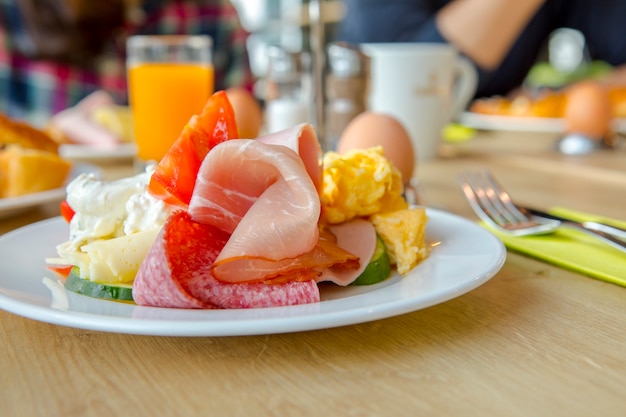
[0, 145, 72, 198]
[0, 113, 60, 153]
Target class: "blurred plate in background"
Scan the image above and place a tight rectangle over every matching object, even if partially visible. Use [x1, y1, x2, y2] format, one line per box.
[459, 112, 626, 133]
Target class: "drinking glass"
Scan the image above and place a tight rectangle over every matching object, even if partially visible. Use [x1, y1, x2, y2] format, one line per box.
[126, 35, 214, 165]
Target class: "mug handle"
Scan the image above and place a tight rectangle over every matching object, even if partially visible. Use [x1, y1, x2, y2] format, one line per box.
[449, 56, 478, 120]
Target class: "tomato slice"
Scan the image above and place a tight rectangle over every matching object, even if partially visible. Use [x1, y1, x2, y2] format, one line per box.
[47, 264, 73, 278]
[148, 90, 239, 206]
[60, 200, 75, 223]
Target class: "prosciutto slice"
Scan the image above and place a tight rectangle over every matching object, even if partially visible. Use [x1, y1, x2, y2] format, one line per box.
[133, 211, 320, 309]
[188, 139, 323, 283]
[255, 123, 323, 192]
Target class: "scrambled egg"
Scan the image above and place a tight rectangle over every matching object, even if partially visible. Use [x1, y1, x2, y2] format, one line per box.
[371, 207, 429, 275]
[321, 146, 407, 224]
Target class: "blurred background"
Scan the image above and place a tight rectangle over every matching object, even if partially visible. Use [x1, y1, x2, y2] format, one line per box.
[2, 0, 623, 143]
[230, 0, 345, 100]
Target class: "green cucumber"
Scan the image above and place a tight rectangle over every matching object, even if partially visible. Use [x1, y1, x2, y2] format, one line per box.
[65, 267, 134, 302]
[350, 235, 392, 285]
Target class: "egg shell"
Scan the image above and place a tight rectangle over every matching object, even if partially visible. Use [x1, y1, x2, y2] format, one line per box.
[225, 87, 263, 139]
[563, 81, 612, 139]
[337, 112, 415, 182]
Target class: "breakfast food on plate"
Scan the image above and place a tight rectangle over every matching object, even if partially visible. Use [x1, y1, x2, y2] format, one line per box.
[371, 208, 428, 275]
[321, 146, 408, 224]
[469, 82, 626, 120]
[46, 90, 133, 149]
[470, 91, 565, 118]
[0, 113, 72, 198]
[91, 105, 134, 143]
[132, 210, 322, 309]
[0, 113, 60, 153]
[47, 90, 430, 309]
[0, 145, 72, 198]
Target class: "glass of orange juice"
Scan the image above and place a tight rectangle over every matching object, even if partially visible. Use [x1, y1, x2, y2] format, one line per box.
[126, 35, 214, 166]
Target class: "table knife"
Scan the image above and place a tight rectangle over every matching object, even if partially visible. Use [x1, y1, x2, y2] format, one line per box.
[521, 206, 626, 241]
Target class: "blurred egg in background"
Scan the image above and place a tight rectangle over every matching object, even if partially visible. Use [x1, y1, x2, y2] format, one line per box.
[337, 111, 415, 182]
[226, 87, 263, 139]
[563, 80, 612, 139]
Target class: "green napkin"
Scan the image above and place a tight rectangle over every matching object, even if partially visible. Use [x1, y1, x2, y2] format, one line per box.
[484, 207, 626, 287]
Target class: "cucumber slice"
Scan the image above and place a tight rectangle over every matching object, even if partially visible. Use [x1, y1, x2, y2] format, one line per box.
[64, 267, 134, 302]
[350, 235, 391, 285]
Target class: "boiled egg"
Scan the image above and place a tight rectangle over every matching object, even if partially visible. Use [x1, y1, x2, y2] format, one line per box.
[337, 112, 415, 182]
[563, 81, 612, 139]
[226, 87, 263, 139]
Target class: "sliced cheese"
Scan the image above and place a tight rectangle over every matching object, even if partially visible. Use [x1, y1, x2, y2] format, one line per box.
[57, 227, 161, 284]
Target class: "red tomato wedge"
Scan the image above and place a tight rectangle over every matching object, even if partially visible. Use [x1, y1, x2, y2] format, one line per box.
[60, 200, 75, 223]
[47, 264, 73, 278]
[148, 90, 239, 206]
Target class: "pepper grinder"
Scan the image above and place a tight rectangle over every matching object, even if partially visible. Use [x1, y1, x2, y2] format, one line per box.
[264, 46, 313, 134]
[324, 42, 370, 150]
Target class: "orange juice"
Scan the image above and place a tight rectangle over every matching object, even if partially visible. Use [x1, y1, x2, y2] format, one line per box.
[128, 63, 214, 162]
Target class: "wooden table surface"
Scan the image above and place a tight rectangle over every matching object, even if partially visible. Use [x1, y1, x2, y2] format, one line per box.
[1, 130, 626, 417]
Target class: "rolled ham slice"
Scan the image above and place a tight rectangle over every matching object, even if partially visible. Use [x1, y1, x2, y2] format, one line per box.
[256, 123, 323, 192]
[188, 139, 322, 283]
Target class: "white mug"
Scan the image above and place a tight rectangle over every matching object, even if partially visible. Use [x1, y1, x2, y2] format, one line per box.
[361, 43, 477, 161]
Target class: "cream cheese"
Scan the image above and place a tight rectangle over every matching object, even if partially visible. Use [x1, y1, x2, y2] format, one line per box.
[65, 166, 176, 251]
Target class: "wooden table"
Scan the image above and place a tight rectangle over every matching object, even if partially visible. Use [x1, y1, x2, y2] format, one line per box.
[2, 131, 626, 417]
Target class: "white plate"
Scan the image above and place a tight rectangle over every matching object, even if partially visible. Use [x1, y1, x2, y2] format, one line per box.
[0, 163, 102, 219]
[459, 112, 626, 133]
[0, 209, 505, 336]
[59, 143, 136, 161]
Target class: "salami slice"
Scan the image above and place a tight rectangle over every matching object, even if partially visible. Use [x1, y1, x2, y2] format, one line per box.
[133, 211, 320, 309]
[132, 210, 227, 308]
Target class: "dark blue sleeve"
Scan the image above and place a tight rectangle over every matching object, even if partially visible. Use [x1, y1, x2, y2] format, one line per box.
[338, 0, 448, 44]
[336, 0, 558, 98]
[337, 0, 506, 98]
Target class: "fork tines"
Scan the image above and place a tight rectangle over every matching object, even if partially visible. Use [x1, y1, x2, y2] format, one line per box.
[458, 170, 541, 231]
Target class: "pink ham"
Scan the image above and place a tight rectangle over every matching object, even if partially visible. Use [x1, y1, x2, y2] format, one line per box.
[48, 90, 121, 149]
[133, 211, 320, 309]
[256, 124, 323, 192]
[188, 139, 322, 283]
[317, 219, 377, 286]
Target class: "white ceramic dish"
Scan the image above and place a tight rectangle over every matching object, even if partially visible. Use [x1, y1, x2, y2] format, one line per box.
[0, 208, 506, 337]
[0, 163, 101, 219]
[459, 112, 626, 133]
[59, 143, 136, 161]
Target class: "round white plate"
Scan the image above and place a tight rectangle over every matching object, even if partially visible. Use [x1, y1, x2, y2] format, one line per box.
[0, 208, 505, 337]
[0, 163, 102, 219]
[459, 112, 626, 133]
[59, 143, 136, 161]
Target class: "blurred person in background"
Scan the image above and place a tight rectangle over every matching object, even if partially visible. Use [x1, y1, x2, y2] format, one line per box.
[337, 0, 626, 99]
[0, 0, 255, 126]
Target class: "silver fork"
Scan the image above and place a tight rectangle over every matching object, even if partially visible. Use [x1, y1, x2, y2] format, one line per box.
[458, 169, 626, 254]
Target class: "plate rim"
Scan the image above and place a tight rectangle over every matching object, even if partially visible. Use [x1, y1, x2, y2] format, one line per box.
[59, 143, 137, 161]
[0, 208, 506, 336]
[460, 111, 626, 133]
